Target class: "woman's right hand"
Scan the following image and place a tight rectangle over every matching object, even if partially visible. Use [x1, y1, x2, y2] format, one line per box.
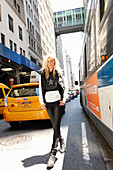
[41, 103, 47, 110]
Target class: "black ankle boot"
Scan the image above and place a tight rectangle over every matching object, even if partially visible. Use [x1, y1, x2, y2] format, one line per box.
[59, 138, 65, 153]
[47, 148, 57, 168]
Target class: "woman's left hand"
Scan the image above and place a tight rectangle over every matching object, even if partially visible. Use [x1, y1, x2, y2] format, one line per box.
[59, 100, 65, 106]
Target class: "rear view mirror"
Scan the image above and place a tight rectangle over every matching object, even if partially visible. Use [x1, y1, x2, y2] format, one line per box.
[75, 81, 78, 85]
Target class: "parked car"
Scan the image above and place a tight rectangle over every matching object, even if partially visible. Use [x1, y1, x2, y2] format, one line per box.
[75, 89, 79, 94]
[3, 82, 49, 129]
[68, 91, 74, 99]
[66, 93, 71, 102]
[0, 83, 10, 115]
[73, 90, 78, 98]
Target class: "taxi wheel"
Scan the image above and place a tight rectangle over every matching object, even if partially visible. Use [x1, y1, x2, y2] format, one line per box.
[9, 121, 21, 129]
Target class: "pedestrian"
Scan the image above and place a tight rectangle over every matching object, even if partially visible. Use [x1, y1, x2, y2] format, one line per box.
[39, 54, 67, 168]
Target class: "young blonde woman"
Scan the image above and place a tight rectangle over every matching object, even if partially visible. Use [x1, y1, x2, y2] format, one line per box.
[39, 54, 67, 168]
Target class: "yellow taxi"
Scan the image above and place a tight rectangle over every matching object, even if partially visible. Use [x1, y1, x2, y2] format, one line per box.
[3, 82, 49, 129]
[0, 83, 10, 115]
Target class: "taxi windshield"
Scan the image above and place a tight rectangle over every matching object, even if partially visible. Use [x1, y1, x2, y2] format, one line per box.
[8, 86, 39, 98]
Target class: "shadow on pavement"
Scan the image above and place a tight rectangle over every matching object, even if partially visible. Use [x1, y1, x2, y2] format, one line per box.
[21, 153, 49, 168]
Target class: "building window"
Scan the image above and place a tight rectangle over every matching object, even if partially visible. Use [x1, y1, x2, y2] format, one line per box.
[0, 5, 1, 21]
[31, 56, 36, 64]
[29, 36, 31, 45]
[100, 0, 105, 22]
[76, 14, 81, 19]
[27, 18, 29, 29]
[58, 17, 63, 22]
[14, 43, 17, 52]
[31, 9, 33, 19]
[9, 40, 13, 50]
[1, 33, 5, 45]
[32, 25, 34, 35]
[30, 22, 32, 32]
[31, 39, 33, 48]
[26, 1, 28, 13]
[18, 26, 23, 40]
[14, 0, 16, 8]
[17, 4, 20, 13]
[23, 50, 25, 56]
[8, 15, 13, 32]
[20, 47, 22, 55]
[67, 15, 72, 21]
[34, 41, 35, 50]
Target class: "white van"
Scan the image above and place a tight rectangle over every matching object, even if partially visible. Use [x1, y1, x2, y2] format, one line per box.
[30, 71, 39, 83]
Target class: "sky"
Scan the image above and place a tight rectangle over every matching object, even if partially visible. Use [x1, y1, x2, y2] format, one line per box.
[49, 0, 84, 81]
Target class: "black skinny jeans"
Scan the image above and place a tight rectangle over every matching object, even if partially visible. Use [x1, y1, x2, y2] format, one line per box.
[46, 101, 63, 150]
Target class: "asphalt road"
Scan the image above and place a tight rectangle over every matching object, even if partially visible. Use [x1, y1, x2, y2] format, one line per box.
[0, 96, 113, 170]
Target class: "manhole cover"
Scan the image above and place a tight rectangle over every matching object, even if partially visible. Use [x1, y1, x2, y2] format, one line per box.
[0, 135, 32, 146]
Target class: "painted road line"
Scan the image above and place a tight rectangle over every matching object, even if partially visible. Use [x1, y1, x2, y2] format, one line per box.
[53, 125, 68, 170]
[81, 122, 90, 163]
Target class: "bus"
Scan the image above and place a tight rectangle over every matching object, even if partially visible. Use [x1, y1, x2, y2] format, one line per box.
[79, 0, 113, 148]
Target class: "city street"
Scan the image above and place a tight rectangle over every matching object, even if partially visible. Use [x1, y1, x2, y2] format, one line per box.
[0, 96, 113, 170]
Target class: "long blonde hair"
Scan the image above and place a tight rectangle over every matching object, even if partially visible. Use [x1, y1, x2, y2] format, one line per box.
[42, 54, 57, 79]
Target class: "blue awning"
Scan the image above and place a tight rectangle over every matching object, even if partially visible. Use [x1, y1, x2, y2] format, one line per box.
[0, 43, 21, 65]
[0, 43, 41, 71]
[21, 55, 41, 71]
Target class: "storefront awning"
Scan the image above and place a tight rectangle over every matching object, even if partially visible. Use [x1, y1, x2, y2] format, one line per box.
[0, 43, 41, 72]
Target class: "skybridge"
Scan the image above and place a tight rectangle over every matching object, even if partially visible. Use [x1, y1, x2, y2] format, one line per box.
[54, 7, 85, 36]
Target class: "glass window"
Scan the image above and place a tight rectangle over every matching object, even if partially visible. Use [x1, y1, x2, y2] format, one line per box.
[20, 47, 22, 55]
[100, 0, 109, 21]
[58, 17, 63, 22]
[31, 9, 33, 19]
[27, 18, 29, 29]
[17, 4, 20, 13]
[8, 86, 39, 97]
[67, 15, 72, 21]
[31, 56, 36, 63]
[34, 41, 35, 50]
[1, 33, 5, 45]
[57, 11, 62, 15]
[32, 25, 34, 35]
[31, 39, 33, 47]
[14, 0, 16, 8]
[9, 40, 13, 50]
[30, 22, 32, 32]
[14, 43, 17, 52]
[18, 26, 23, 40]
[8, 15, 13, 32]
[0, 88, 4, 98]
[0, 5, 1, 21]
[29, 35, 30, 45]
[4, 88, 9, 95]
[76, 14, 81, 19]
[23, 50, 25, 56]
[75, 8, 80, 12]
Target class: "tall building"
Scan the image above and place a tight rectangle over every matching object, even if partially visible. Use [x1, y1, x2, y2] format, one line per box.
[0, 0, 40, 85]
[56, 36, 64, 70]
[24, 0, 42, 67]
[38, 0, 56, 58]
[65, 51, 73, 90]
[0, 0, 27, 56]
